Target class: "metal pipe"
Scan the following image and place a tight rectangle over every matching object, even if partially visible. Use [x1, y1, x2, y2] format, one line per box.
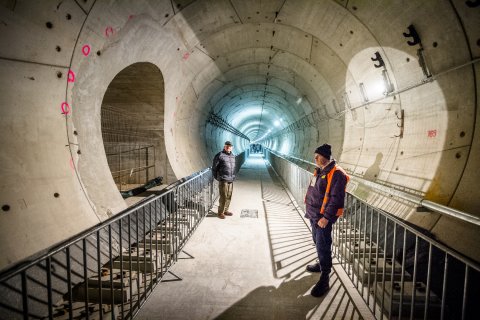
[267, 149, 480, 227]
[421, 200, 480, 227]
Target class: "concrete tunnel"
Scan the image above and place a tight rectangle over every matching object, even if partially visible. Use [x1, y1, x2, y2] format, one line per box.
[0, 0, 479, 316]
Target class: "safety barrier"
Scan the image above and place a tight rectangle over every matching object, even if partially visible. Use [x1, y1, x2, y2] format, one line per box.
[0, 168, 216, 319]
[265, 149, 480, 320]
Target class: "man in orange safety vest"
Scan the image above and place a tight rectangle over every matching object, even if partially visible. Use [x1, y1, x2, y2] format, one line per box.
[304, 143, 349, 297]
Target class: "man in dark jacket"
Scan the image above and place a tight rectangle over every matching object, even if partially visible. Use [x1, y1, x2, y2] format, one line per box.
[304, 144, 349, 297]
[212, 141, 236, 219]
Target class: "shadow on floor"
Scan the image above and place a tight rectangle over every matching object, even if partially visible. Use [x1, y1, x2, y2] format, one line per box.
[214, 273, 325, 320]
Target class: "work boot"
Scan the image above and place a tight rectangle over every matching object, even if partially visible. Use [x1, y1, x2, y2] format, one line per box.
[311, 273, 330, 297]
[306, 263, 321, 273]
[218, 212, 225, 219]
[224, 211, 233, 216]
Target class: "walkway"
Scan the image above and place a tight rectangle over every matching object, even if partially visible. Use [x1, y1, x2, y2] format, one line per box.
[136, 155, 373, 319]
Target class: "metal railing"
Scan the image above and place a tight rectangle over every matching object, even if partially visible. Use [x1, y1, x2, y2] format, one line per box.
[265, 149, 480, 227]
[0, 168, 216, 319]
[265, 149, 480, 320]
[105, 145, 156, 192]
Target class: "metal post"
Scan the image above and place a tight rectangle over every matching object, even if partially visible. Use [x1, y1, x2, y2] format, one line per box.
[83, 238, 89, 320]
[96, 231, 103, 320]
[21, 271, 28, 320]
[46, 257, 53, 320]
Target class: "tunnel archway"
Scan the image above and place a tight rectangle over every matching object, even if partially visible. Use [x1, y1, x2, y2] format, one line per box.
[100, 62, 174, 195]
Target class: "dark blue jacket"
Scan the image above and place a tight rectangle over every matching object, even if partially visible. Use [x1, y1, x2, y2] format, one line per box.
[212, 150, 236, 182]
[305, 160, 348, 223]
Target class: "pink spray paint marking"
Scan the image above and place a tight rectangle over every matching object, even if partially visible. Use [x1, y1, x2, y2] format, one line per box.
[128, 14, 135, 20]
[427, 130, 437, 138]
[105, 26, 114, 38]
[68, 70, 75, 83]
[61, 102, 71, 115]
[82, 44, 91, 56]
[69, 157, 75, 172]
[182, 52, 190, 60]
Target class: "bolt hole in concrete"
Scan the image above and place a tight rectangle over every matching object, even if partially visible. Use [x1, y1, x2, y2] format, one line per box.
[54, 193, 60, 198]
[56, 46, 61, 52]
[66, 13, 71, 20]
[46, 21, 53, 29]
[460, 131, 465, 137]
[2, 205, 9, 212]
[240, 209, 258, 218]
[456, 152, 461, 159]
[56, 71, 62, 78]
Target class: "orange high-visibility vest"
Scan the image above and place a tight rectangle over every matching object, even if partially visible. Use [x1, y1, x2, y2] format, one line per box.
[320, 165, 349, 217]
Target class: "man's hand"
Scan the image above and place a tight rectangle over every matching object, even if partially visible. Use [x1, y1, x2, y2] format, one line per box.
[317, 217, 329, 228]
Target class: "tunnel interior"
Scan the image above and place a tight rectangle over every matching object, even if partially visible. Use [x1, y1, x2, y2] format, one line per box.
[0, 0, 479, 277]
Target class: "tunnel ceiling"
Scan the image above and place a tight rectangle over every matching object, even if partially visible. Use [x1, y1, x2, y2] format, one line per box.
[180, 0, 359, 142]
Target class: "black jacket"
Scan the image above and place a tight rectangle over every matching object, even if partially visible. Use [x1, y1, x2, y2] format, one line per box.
[212, 150, 236, 182]
[304, 160, 348, 222]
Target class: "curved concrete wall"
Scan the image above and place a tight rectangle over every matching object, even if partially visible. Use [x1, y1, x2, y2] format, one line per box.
[0, 0, 478, 269]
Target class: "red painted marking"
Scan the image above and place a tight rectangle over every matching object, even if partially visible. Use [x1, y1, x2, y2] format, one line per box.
[182, 52, 190, 60]
[105, 26, 114, 37]
[68, 70, 75, 83]
[427, 129, 437, 138]
[69, 157, 75, 171]
[61, 102, 71, 115]
[128, 14, 135, 20]
[82, 45, 91, 56]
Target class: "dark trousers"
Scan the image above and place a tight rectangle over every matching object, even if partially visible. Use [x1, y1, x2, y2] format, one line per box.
[218, 181, 233, 214]
[310, 220, 333, 274]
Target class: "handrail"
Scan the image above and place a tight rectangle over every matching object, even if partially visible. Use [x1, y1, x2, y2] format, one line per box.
[0, 166, 217, 319]
[266, 149, 480, 319]
[267, 149, 480, 227]
[0, 167, 211, 282]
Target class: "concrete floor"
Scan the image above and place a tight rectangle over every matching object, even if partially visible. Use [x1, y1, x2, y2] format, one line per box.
[136, 155, 372, 320]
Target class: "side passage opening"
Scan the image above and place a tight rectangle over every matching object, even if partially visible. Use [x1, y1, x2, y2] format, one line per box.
[100, 62, 173, 198]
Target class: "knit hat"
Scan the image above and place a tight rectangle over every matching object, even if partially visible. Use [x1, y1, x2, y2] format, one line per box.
[315, 144, 332, 160]
[225, 141, 233, 146]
